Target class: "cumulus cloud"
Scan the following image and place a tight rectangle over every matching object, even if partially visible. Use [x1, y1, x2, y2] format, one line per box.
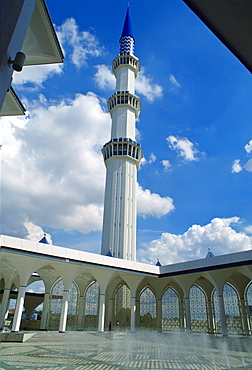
[13, 64, 63, 88]
[167, 135, 200, 161]
[24, 221, 52, 244]
[168, 74, 181, 93]
[94, 64, 115, 90]
[56, 18, 104, 68]
[245, 140, 252, 155]
[231, 159, 243, 173]
[1, 93, 110, 238]
[161, 159, 172, 171]
[138, 217, 252, 265]
[137, 184, 175, 218]
[2, 94, 172, 240]
[244, 225, 252, 234]
[93, 64, 163, 102]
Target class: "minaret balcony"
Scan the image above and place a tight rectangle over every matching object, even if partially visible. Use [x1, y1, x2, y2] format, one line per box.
[112, 54, 140, 76]
[107, 91, 141, 118]
[102, 138, 143, 168]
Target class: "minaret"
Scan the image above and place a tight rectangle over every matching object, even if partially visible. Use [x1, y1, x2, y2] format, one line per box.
[101, 7, 142, 261]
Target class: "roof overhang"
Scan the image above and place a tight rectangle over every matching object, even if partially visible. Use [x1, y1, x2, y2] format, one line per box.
[21, 0, 64, 66]
[182, 0, 252, 73]
[0, 87, 26, 117]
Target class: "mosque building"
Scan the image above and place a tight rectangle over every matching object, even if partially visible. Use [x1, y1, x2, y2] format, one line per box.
[1, 4, 252, 339]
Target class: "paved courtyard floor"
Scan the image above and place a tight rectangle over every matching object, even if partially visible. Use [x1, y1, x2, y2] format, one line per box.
[1, 331, 252, 370]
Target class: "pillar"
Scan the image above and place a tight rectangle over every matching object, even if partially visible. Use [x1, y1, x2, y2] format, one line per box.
[184, 296, 191, 332]
[180, 299, 185, 331]
[131, 296, 136, 331]
[240, 297, 250, 335]
[107, 297, 113, 330]
[157, 298, 162, 332]
[40, 292, 50, 330]
[59, 289, 69, 333]
[98, 293, 106, 332]
[77, 295, 85, 330]
[218, 294, 227, 336]
[207, 299, 214, 334]
[11, 285, 26, 332]
[0, 288, 11, 328]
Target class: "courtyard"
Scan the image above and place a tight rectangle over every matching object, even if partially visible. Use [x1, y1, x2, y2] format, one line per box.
[1, 331, 252, 370]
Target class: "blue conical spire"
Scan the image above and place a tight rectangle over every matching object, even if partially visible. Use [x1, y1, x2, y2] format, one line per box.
[121, 6, 133, 38]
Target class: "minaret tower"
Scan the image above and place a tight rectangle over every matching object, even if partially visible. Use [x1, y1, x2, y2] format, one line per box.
[101, 7, 142, 261]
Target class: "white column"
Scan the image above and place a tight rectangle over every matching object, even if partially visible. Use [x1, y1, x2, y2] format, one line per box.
[207, 299, 214, 334]
[0, 288, 11, 328]
[184, 297, 191, 332]
[11, 286, 26, 332]
[218, 294, 227, 336]
[240, 297, 250, 335]
[40, 292, 50, 330]
[130, 296, 136, 331]
[59, 290, 69, 333]
[98, 293, 106, 332]
[157, 298, 162, 332]
[77, 295, 85, 330]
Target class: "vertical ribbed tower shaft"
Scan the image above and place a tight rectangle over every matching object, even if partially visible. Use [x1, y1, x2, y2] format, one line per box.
[101, 7, 142, 261]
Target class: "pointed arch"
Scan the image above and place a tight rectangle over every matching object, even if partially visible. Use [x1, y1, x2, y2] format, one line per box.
[47, 278, 79, 330]
[139, 286, 156, 329]
[212, 282, 243, 335]
[162, 286, 180, 332]
[114, 283, 131, 329]
[189, 285, 208, 333]
[83, 280, 99, 331]
[245, 281, 252, 332]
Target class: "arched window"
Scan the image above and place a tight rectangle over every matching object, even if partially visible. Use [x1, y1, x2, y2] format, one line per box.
[114, 284, 131, 329]
[246, 282, 252, 330]
[213, 283, 243, 335]
[189, 285, 208, 332]
[162, 287, 180, 331]
[47, 279, 78, 331]
[139, 287, 156, 329]
[84, 281, 99, 330]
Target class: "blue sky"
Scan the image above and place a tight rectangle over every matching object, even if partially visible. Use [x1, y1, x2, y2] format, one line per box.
[2, 0, 252, 265]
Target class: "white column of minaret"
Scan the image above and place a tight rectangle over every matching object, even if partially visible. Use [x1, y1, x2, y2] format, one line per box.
[101, 7, 142, 261]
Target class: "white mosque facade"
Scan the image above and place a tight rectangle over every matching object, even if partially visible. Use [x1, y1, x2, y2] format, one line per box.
[1, 6, 252, 338]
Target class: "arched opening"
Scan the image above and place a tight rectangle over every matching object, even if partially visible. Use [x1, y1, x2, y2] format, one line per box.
[213, 283, 243, 335]
[245, 281, 252, 331]
[189, 285, 208, 333]
[20, 278, 45, 330]
[47, 279, 78, 331]
[83, 281, 99, 331]
[114, 284, 131, 330]
[139, 287, 156, 329]
[162, 287, 180, 332]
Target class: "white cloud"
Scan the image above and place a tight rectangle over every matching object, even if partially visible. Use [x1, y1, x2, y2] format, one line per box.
[169, 74, 181, 92]
[244, 158, 252, 172]
[93, 64, 163, 102]
[94, 64, 115, 90]
[231, 159, 243, 173]
[245, 140, 252, 155]
[138, 217, 252, 265]
[2, 94, 173, 240]
[13, 64, 63, 87]
[56, 18, 104, 68]
[244, 225, 252, 234]
[1, 92, 110, 238]
[161, 159, 172, 171]
[137, 184, 175, 218]
[167, 135, 200, 161]
[136, 68, 163, 102]
[149, 153, 157, 163]
[24, 221, 52, 244]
